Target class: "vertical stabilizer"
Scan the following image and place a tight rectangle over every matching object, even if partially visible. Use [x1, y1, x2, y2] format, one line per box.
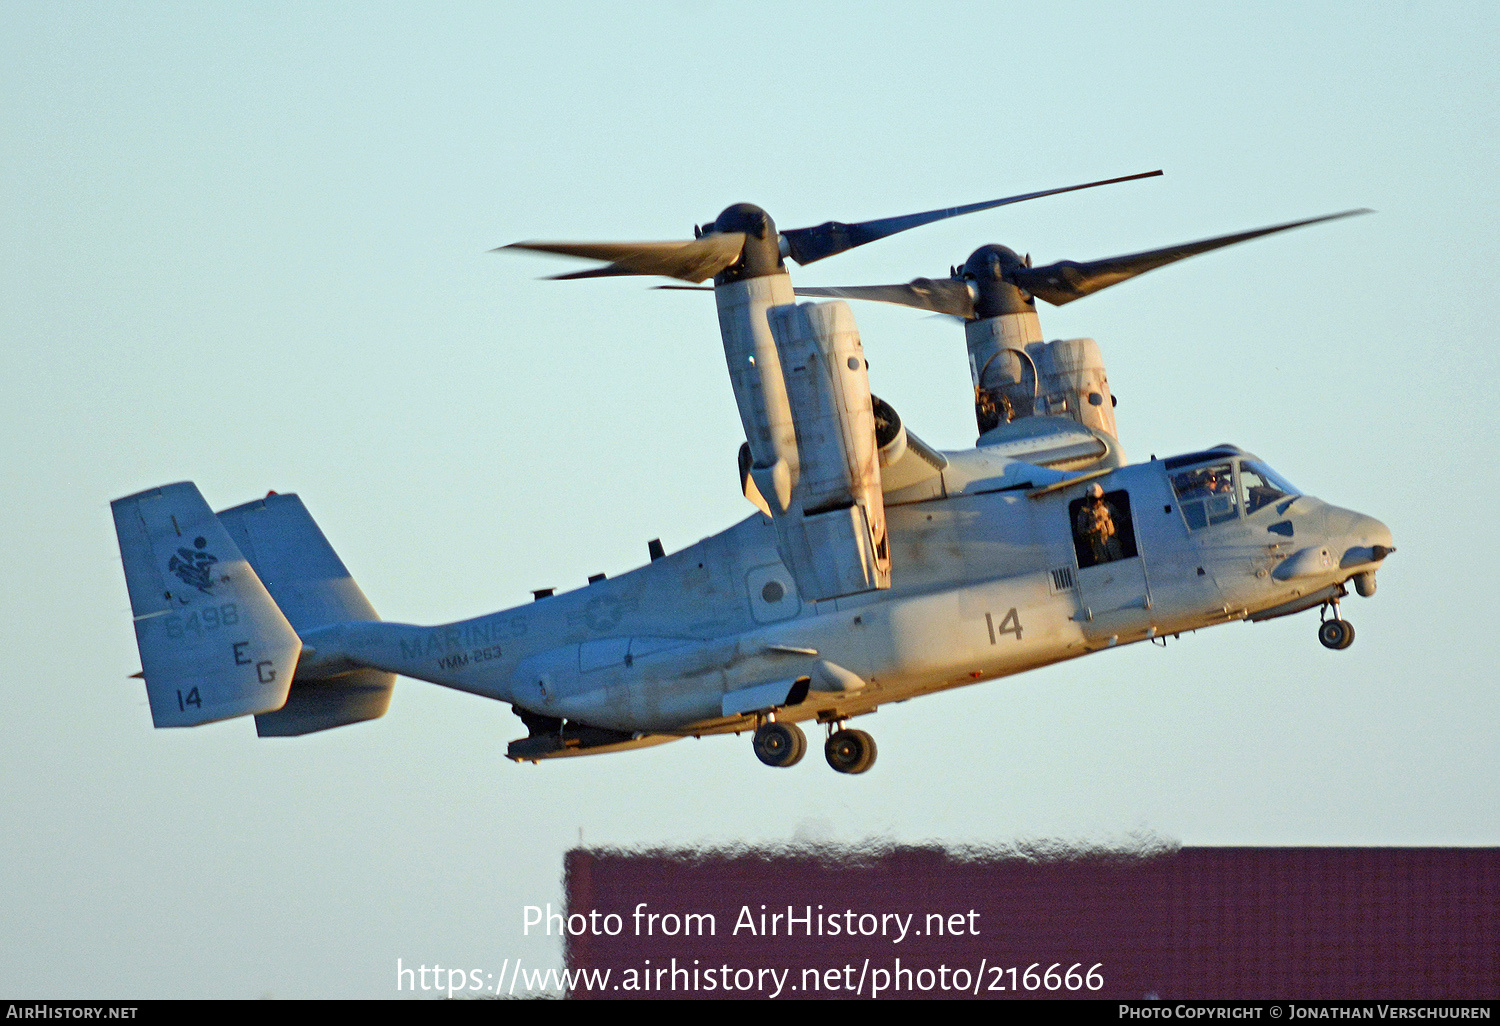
[112, 483, 301, 727]
[216, 493, 396, 737]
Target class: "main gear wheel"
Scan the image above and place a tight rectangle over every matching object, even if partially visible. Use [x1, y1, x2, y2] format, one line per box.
[824, 728, 877, 774]
[753, 721, 807, 767]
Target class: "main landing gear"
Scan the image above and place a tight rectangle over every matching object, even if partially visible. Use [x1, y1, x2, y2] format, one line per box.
[1317, 594, 1355, 650]
[824, 726, 877, 775]
[752, 718, 807, 768]
[751, 715, 877, 774]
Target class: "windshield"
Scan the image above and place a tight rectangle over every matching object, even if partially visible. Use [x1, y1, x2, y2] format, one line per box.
[1238, 459, 1301, 515]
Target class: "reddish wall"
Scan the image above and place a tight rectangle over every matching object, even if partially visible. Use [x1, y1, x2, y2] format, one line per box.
[564, 847, 1498, 999]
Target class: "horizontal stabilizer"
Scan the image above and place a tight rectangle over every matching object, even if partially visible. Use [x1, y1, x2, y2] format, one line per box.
[112, 483, 301, 727]
[252, 668, 394, 737]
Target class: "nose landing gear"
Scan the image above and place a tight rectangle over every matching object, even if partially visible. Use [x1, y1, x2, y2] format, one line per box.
[1318, 619, 1355, 649]
[1317, 595, 1355, 650]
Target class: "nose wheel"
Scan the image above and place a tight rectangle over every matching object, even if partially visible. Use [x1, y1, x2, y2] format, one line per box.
[1318, 597, 1355, 650]
[752, 719, 807, 767]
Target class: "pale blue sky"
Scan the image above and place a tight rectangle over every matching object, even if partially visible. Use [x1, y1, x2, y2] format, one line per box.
[2, 1, 1497, 998]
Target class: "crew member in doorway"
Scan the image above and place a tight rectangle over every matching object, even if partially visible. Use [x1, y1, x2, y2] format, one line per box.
[1076, 484, 1124, 564]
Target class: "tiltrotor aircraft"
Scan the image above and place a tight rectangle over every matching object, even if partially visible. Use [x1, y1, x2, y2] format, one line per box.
[111, 172, 1393, 774]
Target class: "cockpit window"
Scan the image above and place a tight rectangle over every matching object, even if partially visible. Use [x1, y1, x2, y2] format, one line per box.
[1170, 461, 1238, 530]
[1239, 460, 1300, 515]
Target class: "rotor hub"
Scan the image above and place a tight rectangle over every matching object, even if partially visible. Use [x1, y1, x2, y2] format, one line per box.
[961, 244, 1035, 318]
[711, 203, 784, 283]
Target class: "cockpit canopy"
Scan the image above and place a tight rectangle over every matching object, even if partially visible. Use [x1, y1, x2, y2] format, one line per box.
[1163, 446, 1301, 530]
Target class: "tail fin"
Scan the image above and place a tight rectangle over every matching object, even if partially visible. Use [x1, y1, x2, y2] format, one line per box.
[215, 493, 395, 736]
[112, 483, 301, 727]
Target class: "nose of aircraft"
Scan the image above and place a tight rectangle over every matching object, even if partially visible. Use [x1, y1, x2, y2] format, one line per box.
[1338, 511, 1395, 569]
[1331, 509, 1394, 598]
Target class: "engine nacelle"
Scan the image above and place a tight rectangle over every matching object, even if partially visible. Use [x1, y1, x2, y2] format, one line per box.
[966, 311, 1122, 469]
[973, 335, 1117, 438]
[715, 273, 801, 511]
[762, 300, 891, 601]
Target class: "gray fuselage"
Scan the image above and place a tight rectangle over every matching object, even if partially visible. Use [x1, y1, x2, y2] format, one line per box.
[304, 446, 1392, 744]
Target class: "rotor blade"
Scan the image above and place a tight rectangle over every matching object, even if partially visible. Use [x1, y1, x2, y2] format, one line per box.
[779, 170, 1163, 266]
[793, 279, 977, 319]
[499, 234, 746, 283]
[1010, 209, 1372, 306]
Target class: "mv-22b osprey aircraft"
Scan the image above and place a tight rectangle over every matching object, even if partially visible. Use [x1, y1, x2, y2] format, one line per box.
[112, 171, 1394, 774]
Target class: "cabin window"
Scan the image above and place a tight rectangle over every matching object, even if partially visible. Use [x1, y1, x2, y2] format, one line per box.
[1170, 461, 1239, 530]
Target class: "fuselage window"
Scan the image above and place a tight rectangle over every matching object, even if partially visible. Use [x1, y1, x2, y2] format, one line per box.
[1171, 461, 1238, 530]
[1069, 488, 1139, 569]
